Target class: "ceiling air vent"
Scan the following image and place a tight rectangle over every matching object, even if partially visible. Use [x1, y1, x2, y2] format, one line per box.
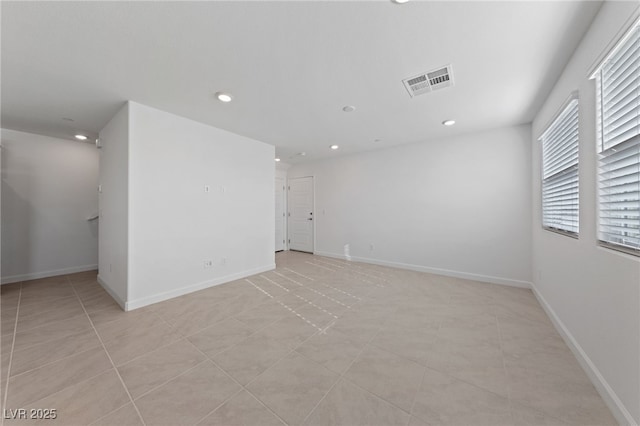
[402, 64, 454, 98]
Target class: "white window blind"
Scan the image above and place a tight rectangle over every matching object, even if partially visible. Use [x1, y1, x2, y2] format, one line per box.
[540, 97, 579, 236]
[596, 21, 640, 255]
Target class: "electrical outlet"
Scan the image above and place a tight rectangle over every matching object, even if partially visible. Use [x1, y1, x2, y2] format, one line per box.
[204, 260, 213, 268]
[204, 185, 210, 193]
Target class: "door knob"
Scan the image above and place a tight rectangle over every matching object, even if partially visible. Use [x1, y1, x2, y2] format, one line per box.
[308, 218, 313, 221]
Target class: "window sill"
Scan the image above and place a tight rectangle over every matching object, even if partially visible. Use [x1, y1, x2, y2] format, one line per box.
[542, 226, 579, 239]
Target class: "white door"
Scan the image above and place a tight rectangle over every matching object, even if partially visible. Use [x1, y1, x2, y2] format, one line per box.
[275, 177, 286, 252]
[288, 177, 314, 253]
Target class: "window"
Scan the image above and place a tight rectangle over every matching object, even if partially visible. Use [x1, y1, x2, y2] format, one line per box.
[540, 96, 580, 236]
[595, 21, 640, 256]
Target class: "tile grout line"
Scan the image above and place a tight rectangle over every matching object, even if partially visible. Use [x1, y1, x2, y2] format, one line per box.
[405, 368, 427, 426]
[1, 283, 22, 426]
[236, 324, 328, 426]
[283, 267, 315, 281]
[493, 313, 567, 425]
[272, 271, 305, 286]
[131, 358, 210, 402]
[7, 344, 104, 382]
[86, 401, 134, 426]
[245, 279, 322, 331]
[186, 341, 290, 426]
[299, 324, 387, 425]
[67, 276, 147, 426]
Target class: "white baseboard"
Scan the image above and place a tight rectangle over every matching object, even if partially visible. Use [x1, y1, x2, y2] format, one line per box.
[532, 286, 636, 426]
[314, 251, 531, 289]
[1, 264, 98, 285]
[97, 275, 126, 311]
[124, 263, 276, 311]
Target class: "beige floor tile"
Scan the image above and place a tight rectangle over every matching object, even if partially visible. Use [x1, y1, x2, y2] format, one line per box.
[10, 328, 101, 376]
[233, 300, 288, 331]
[167, 302, 237, 337]
[7, 346, 112, 407]
[12, 315, 93, 353]
[136, 361, 241, 426]
[304, 379, 409, 426]
[246, 276, 289, 298]
[103, 321, 183, 366]
[408, 415, 431, 426]
[19, 283, 75, 306]
[17, 292, 74, 309]
[6, 369, 129, 426]
[92, 403, 144, 426]
[2, 252, 616, 426]
[258, 273, 301, 292]
[509, 401, 568, 426]
[198, 390, 285, 426]
[259, 314, 318, 349]
[16, 295, 78, 318]
[247, 352, 338, 425]
[88, 304, 153, 327]
[1, 308, 18, 338]
[16, 298, 85, 333]
[1, 295, 20, 312]
[213, 332, 290, 385]
[81, 292, 119, 312]
[66, 270, 98, 282]
[294, 303, 338, 328]
[506, 365, 617, 425]
[1, 282, 22, 296]
[94, 309, 162, 342]
[296, 329, 364, 374]
[370, 326, 440, 367]
[2, 352, 11, 384]
[274, 291, 315, 310]
[411, 368, 512, 426]
[187, 318, 255, 357]
[119, 339, 206, 399]
[75, 285, 110, 302]
[151, 293, 222, 323]
[20, 275, 68, 288]
[326, 311, 385, 345]
[344, 345, 424, 411]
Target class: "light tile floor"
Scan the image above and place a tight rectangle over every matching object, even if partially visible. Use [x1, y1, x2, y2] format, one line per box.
[0, 251, 616, 425]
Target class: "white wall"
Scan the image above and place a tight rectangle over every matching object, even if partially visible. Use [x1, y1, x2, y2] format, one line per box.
[288, 124, 532, 287]
[98, 104, 130, 305]
[126, 102, 274, 309]
[531, 3, 640, 424]
[1, 128, 99, 283]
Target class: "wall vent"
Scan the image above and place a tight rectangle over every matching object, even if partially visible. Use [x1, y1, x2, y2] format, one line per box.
[402, 65, 454, 98]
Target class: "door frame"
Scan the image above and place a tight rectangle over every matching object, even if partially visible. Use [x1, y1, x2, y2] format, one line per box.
[275, 176, 286, 252]
[287, 176, 315, 254]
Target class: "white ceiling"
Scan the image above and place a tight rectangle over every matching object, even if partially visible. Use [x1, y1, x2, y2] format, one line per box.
[1, 1, 601, 163]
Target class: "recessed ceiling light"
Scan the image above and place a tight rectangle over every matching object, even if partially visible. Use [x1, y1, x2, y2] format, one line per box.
[342, 105, 356, 112]
[442, 120, 456, 126]
[215, 92, 233, 103]
[275, 158, 281, 162]
[75, 134, 87, 140]
[392, 0, 410, 4]
[330, 145, 339, 150]
[297, 152, 306, 156]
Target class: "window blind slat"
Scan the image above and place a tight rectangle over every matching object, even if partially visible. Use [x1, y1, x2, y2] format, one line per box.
[597, 23, 640, 254]
[541, 98, 579, 235]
